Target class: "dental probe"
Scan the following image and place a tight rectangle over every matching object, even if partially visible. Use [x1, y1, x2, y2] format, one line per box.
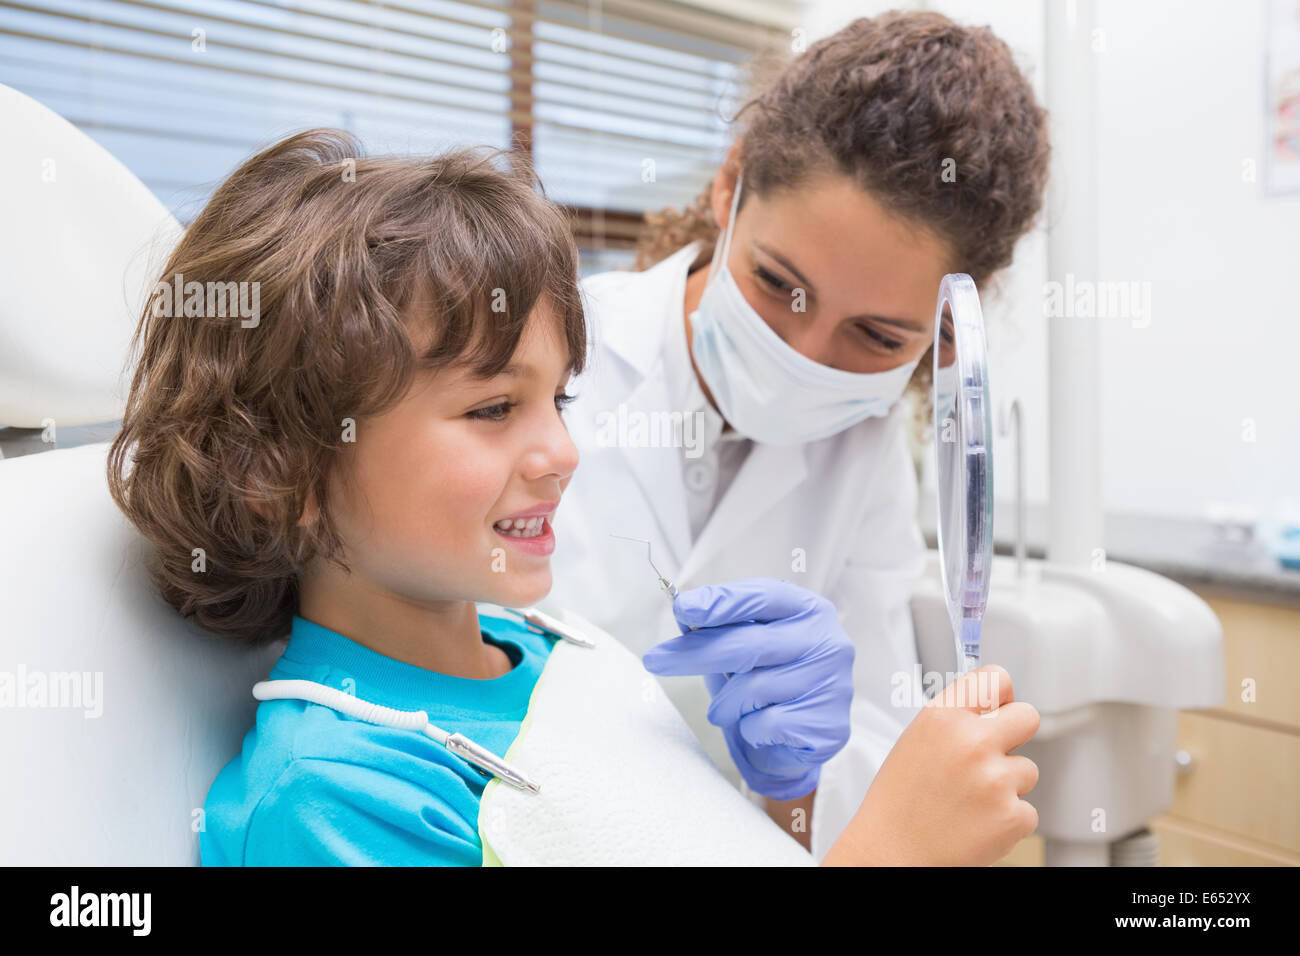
[610, 534, 700, 633]
[610, 533, 679, 597]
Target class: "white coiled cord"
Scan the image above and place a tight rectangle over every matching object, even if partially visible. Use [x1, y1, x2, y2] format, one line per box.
[254, 679, 451, 743]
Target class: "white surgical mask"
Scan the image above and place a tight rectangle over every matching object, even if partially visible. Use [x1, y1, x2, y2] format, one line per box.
[688, 174, 921, 445]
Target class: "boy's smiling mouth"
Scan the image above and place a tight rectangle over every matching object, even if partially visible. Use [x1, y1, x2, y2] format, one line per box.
[492, 502, 558, 553]
[494, 515, 547, 538]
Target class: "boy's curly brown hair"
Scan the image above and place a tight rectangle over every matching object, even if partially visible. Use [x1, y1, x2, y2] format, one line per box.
[107, 129, 586, 647]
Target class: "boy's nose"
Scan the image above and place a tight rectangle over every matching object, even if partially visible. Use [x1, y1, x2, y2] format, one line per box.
[525, 411, 580, 481]
[551, 430, 580, 480]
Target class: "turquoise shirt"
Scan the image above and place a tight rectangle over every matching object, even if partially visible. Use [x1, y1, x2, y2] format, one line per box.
[200, 609, 558, 866]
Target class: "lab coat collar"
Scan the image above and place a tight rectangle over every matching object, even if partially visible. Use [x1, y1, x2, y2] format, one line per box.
[617, 386, 810, 578]
[591, 240, 809, 575]
[597, 240, 705, 380]
[592, 240, 700, 568]
[617, 357, 695, 570]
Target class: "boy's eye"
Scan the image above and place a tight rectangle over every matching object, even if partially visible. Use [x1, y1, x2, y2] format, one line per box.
[466, 392, 576, 422]
[467, 401, 517, 422]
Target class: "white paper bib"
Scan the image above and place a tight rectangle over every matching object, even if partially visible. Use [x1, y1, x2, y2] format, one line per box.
[477, 606, 816, 866]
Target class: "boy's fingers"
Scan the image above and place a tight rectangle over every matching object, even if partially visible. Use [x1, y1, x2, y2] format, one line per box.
[988, 700, 1040, 752]
[931, 664, 1013, 712]
[1007, 754, 1040, 797]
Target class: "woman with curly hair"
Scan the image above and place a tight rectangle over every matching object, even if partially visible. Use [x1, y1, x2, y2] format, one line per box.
[546, 10, 1051, 859]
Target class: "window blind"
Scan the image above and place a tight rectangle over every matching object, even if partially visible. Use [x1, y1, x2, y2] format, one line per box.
[0, 0, 789, 253]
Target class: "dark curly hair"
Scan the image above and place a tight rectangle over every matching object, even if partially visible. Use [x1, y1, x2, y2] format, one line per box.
[635, 10, 1050, 424]
[107, 129, 586, 646]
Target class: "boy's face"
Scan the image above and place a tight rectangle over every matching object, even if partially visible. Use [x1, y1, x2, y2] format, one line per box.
[321, 300, 580, 609]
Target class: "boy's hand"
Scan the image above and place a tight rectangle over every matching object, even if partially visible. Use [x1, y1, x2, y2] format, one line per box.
[826, 664, 1040, 866]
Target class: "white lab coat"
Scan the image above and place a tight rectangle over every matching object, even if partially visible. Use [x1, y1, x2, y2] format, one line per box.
[544, 242, 928, 861]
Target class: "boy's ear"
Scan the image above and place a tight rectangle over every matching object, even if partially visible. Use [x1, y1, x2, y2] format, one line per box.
[296, 489, 320, 528]
[245, 489, 317, 526]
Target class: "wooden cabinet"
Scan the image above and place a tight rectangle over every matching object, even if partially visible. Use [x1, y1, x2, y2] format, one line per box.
[997, 588, 1300, 866]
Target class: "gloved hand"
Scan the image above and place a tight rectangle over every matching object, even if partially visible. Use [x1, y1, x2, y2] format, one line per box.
[641, 578, 855, 801]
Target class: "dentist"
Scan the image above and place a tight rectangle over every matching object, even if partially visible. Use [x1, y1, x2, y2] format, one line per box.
[546, 12, 1050, 858]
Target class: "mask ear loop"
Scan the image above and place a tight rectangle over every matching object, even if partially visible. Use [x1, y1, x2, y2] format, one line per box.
[706, 169, 745, 284]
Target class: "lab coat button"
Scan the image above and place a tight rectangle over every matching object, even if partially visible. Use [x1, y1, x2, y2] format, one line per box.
[685, 460, 713, 491]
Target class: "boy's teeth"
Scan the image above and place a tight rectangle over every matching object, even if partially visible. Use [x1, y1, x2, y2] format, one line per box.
[494, 515, 546, 537]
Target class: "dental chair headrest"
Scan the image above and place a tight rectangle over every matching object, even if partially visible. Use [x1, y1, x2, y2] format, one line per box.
[0, 83, 182, 428]
[0, 443, 283, 864]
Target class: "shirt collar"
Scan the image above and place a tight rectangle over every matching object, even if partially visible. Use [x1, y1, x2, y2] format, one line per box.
[273, 612, 544, 716]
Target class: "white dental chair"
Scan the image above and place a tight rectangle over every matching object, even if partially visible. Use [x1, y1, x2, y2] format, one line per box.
[0, 83, 283, 865]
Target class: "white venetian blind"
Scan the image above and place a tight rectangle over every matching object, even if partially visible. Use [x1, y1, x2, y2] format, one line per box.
[0, 0, 789, 251]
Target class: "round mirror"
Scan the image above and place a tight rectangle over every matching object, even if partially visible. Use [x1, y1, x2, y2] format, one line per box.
[933, 273, 994, 674]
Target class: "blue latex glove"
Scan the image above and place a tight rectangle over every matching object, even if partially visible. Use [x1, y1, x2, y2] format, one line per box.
[641, 578, 854, 801]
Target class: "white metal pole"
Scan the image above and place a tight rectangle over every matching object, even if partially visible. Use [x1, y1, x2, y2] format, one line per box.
[1044, 0, 1104, 567]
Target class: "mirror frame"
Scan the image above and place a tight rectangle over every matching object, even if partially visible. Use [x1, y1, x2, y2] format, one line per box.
[932, 273, 994, 673]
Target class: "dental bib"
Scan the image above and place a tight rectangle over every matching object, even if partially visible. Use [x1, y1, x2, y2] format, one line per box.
[477, 606, 816, 866]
